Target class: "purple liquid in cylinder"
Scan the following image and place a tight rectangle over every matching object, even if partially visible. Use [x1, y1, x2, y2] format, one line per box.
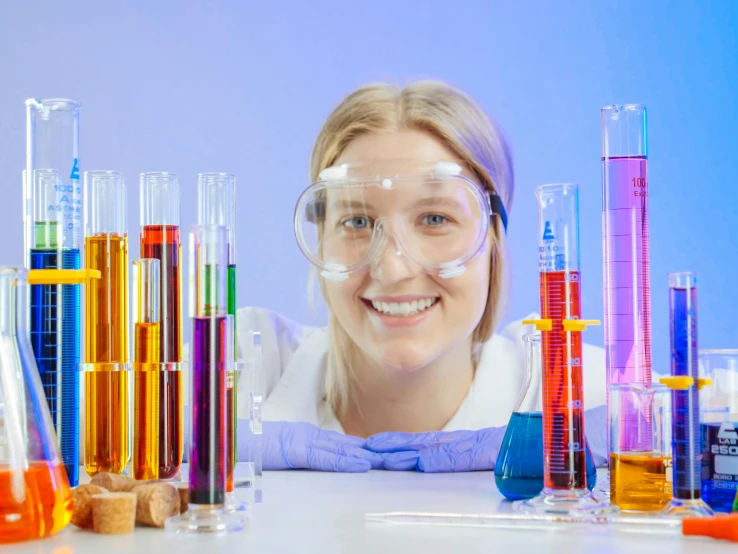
[189, 316, 228, 505]
[602, 156, 652, 450]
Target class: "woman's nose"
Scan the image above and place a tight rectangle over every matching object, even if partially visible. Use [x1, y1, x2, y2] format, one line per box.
[368, 236, 422, 283]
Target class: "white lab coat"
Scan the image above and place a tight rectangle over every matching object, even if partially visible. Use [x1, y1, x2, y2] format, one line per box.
[234, 307, 608, 432]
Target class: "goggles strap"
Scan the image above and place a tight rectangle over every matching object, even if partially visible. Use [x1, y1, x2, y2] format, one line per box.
[489, 193, 508, 233]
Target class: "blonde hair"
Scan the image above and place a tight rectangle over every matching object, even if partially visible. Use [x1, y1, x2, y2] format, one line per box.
[310, 80, 514, 415]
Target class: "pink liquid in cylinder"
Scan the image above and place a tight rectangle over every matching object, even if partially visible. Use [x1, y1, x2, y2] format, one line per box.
[602, 155, 652, 450]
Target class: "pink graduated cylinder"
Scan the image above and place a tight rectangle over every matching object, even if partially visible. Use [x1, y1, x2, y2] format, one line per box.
[602, 155, 653, 451]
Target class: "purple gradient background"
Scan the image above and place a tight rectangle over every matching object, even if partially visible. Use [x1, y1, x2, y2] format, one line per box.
[0, 1, 736, 374]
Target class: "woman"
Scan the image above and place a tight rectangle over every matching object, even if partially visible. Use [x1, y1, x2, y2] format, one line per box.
[237, 80, 607, 472]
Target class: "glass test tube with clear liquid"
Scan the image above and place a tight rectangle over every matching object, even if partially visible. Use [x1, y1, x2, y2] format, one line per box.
[661, 272, 713, 517]
[139, 173, 184, 479]
[82, 171, 130, 476]
[197, 173, 242, 509]
[25, 99, 82, 486]
[165, 225, 244, 534]
[515, 183, 606, 515]
[601, 105, 653, 460]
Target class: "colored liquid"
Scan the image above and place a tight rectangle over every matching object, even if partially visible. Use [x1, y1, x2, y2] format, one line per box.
[610, 452, 672, 512]
[84, 235, 129, 475]
[84, 370, 129, 474]
[701, 421, 738, 512]
[602, 156, 652, 452]
[540, 270, 586, 490]
[0, 462, 73, 544]
[190, 316, 228, 505]
[494, 412, 597, 500]
[140, 225, 183, 478]
[140, 225, 182, 362]
[670, 284, 701, 500]
[29, 248, 80, 486]
[227, 263, 237, 491]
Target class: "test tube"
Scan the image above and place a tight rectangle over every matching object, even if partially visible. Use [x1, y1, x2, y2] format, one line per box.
[139, 172, 183, 479]
[197, 172, 241, 508]
[132, 259, 164, 480]
[661, 272, 713, 517]
[515, 183, 606, 516]
[25, 99, 82, 486]
[601, 105, 653, 456]
[165, 225, 245, 534]
[82, 171, 129, 476]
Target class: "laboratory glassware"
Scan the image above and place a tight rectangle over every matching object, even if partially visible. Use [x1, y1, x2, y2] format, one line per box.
[495, 333, 596, 500]
[516, 183, 607, 515]
[0, 267, 73, 543]
[82, 171, 130, 476]
[165, 225, 245, 534]
[139, 172, 184, 479]
[25, 99, 83, 486]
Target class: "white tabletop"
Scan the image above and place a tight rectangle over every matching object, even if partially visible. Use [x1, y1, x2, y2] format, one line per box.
[8, 467, 737, 553]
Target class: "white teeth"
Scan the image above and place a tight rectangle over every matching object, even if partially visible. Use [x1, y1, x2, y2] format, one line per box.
[370, 298, 438, 316]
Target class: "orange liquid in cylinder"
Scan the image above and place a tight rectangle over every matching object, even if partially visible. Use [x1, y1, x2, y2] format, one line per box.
[0, 462, 73, 544]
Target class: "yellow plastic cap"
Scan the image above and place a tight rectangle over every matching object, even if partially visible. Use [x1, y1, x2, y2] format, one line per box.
[27, 269, 101, 285]
[522, 319, 552, 331]
[659, 376, 694, 390]
[562, 319, 601, 332]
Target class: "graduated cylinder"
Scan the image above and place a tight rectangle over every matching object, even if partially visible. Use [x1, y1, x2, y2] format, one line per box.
[83, 171, 129, 476]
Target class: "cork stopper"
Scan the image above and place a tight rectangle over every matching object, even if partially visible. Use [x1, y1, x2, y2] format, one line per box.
[90, 472, 137, 492]
[132, 483, 181, 527]
[91, 493, 137, 535]
[71, 484, 108, 529]
[176, 483, 189, 514]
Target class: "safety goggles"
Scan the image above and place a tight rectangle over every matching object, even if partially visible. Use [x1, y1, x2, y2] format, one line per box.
[294, 160, 507, 281]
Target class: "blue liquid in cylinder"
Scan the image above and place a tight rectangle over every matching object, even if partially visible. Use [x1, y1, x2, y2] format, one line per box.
[494, 412, 596, 500]
[29, 248, 80, 486]
[669, 285, 701, 501]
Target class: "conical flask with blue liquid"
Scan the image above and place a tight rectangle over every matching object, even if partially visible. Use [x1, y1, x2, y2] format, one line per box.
[494, 333, 596, 500]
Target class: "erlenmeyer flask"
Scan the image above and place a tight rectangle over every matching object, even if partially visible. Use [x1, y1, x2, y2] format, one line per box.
[495, 333, 596, 500]
[0, 267, 73, 543]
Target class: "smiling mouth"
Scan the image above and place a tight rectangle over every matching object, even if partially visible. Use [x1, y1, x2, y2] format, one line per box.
[362, 297, 439, 317]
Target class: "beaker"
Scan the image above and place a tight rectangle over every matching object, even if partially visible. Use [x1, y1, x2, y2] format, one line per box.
[609, 383, 672, 512]
[495, 334, 596, 500]
[699, 349, 738, 512]
[0, 267, 73, 543]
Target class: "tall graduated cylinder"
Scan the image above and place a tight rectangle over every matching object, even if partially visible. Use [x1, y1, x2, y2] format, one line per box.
[82, 171, 129, 476]
[139, 173, 184, 479]
[165, 226, 244, 534]
[197, 173, 238, 494]
[601, 105, 653, 452]
[25, 99, 82, 486]
[535, 184, 587, 492]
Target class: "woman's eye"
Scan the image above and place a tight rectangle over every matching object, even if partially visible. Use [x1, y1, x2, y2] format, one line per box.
[344, 216, 370, 229]
[423, 214, 448, 226]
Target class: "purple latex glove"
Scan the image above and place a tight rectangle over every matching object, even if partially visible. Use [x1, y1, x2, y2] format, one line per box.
[366, 427, 507, 472]
[365, 405, 609, 472]
[253, 421, 384, 472]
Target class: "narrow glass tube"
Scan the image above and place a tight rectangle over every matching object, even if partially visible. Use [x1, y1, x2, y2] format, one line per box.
[27, 165, 82, 485]
[82, 171, 129, 476]
[132, 259, 163, 480]
[166, 225, 244, 533]
[601, 105, 652, 454]
[139, 172, 183, 479]
[662, 272, 713, 517]
[197, 172, 240, 505]
[515, 184, 606, 515]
